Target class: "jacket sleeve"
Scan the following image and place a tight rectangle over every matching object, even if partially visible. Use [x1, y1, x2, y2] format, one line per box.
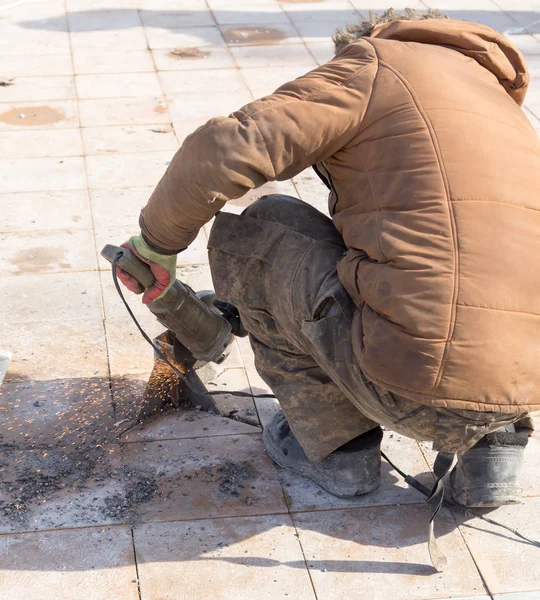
[140, 41, 378, 252]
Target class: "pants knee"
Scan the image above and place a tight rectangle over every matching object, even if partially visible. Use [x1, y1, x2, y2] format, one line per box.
[242, 194, 301, 220]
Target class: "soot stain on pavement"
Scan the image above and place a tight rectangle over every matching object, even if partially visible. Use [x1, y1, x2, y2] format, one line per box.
[217, 459, 257, 499]
[0, 105, 65, 126]
[168, 47, 211, 60]
[101, 468, 158, 524]
[11, 247, 70, 274]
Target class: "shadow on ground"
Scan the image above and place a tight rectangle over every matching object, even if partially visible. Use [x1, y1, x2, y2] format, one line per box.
[0, 372, 450, 577]
[17, 9, 540, 37]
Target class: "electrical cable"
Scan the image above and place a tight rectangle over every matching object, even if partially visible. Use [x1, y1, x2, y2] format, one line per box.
[112, 253, 275, 401]
[112, 254, 540, 551]
[381, 450, 540, 550]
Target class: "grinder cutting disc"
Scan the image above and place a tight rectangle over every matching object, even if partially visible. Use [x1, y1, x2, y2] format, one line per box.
[136, 330, 222, 423]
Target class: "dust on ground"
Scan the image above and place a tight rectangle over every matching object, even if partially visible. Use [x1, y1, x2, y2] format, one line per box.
[217, 459, 257, 499]
[167, 47, 211, 60]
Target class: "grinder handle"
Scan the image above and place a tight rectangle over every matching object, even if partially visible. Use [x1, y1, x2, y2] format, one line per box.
[101, 244, 156, 290]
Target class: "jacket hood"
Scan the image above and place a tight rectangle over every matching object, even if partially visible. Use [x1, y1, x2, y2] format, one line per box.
[370, 19, 529, 105]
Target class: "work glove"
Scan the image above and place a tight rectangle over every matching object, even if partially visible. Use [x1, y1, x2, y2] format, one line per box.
[117, 234, 177, 305]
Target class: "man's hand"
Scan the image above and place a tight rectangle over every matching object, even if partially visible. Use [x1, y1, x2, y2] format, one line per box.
[117, 234, 177, 304]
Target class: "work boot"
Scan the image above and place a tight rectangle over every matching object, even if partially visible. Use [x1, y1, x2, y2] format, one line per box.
[263, 412, 383, 498]
[436, 426, 529, 508]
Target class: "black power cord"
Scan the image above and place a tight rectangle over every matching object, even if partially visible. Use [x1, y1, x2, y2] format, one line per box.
[382, 450, 540, 550]
[111, 253, 275, 401]
[112, 254, 540, 553]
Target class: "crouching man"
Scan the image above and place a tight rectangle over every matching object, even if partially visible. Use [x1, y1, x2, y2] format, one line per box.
[118, 9, 540, 508]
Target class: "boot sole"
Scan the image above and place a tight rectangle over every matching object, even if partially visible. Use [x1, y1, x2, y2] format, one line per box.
[263, 427, 381, 499]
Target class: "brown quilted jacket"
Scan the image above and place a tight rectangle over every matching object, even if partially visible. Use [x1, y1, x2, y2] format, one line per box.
[140, 19, 540, 414]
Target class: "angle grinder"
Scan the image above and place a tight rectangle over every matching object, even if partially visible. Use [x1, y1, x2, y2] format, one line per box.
[101, 244, 252, 429]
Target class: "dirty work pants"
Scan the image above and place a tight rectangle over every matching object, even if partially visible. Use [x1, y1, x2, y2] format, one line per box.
[208, 195, 529, 463]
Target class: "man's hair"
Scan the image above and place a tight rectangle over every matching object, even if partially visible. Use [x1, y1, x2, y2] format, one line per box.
[333, 8, 447, 53]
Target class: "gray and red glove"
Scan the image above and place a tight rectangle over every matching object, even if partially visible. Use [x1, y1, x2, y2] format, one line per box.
[116, 234, 177, 304]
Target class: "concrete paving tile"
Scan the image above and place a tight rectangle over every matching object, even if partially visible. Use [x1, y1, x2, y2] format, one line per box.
[221, 22, 302, 46]
[493, 594, 540, 600]
[0, 376, 113, 448]
[73, 49, 155, 74]
[119, 434, 288, 520]
[524, 107, 540, 133]
[231, 42, 317, 68]
[281, 433, 434, 512]
[0, 128, 83, 159]
[438, 10, 520, 33]
[4, 0, 66, 19]
[499, 7, 540, 32]
[67, 7, 142, 31]
[255, 396, 281, 429]
[152, 46, 236, 71]
[78, 96, 170, 127]
[90, 186, 152, 224]
[242, 64, 314, 97]
[306, 41, 336, 65]
[114, 375, 260, 443]
[457, 497, 540, 596]
[292, 168, 330, 215]
[168, 97, 253, 141]
[205, 367, 259, 424]
[524, 56, 540, 80]
[0, 526, 138, 598]
[294, 19, 350, 43]
[429, 597, 490, 600]
[166, 91, 252, 124]
[0, 53, 73, 77]
[0, 26, 71, 56]
[100, 272, 153, 321]
[208, 0, 280, 6]
[348, 0, 426, 8]
[2, 319, 109, 382]
[134, 515, 316, 600]
[0, 443, 125, 533]
[508, 34, 540, 54]
[159, 68, 248, 94]
[0, 157, 86, 193]
[137, 0, 209, 7]
[70, 28, 149, 51]
[145, 25, 226, 50]
[76, 72, 162, 99]
[0, 272, 103, 324]
[423, 0, 500, 10]
[0, 100, 80, 131]
[0, 190, 91, 233]
[213, 4, 289, 25]
[0, 228, 97, 275]
[86, 151, 173, 188]
[236, 335, 274, 398]
[294, 504, 486, 600]
[82, 124, 178, 155]
[105, 316, 166, 376]
[0, 76, 75, 102]
[68, 0, 136, 9]
[140, 6, 216, 28]
[283, 2, 361, 25]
